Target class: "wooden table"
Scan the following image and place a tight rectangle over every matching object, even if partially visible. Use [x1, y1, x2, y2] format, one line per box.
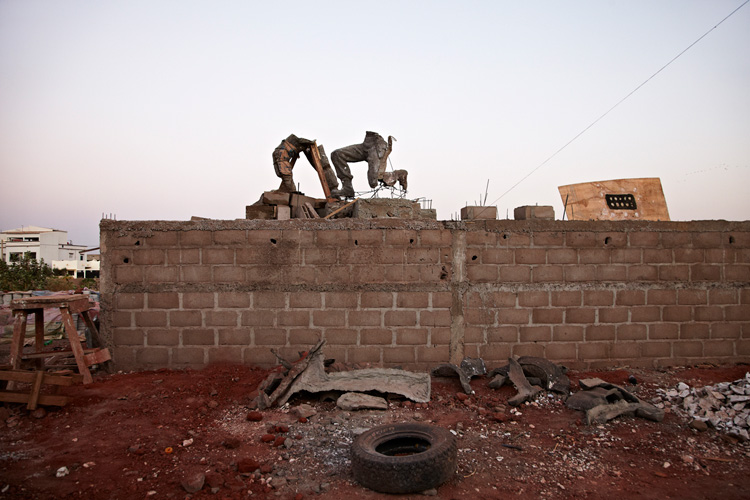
[7, 295, 110, 385]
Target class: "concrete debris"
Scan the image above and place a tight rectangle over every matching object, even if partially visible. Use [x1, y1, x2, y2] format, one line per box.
[654, 372, 750, 441]
[254, 341, 430, 408]
[488, 356, 570, 395]
[336, 393, 388, 411]
[566, 378, 664, 425]
[507, 358, 543, 407]
[431, 357, 486, 394]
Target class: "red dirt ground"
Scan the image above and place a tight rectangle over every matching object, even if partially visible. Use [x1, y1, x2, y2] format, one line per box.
[1, 362, 749, 500]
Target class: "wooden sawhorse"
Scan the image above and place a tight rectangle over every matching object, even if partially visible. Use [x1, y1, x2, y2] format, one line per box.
[7, 295, 110, 385]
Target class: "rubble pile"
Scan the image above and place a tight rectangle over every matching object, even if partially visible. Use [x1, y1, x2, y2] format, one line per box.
[655, 372, 750, 441]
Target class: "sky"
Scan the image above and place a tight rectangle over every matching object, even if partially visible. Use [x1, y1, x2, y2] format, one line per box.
[1, 0, 748, 247]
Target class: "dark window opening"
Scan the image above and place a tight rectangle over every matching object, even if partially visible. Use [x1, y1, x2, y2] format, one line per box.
[605, 194, 637, 210]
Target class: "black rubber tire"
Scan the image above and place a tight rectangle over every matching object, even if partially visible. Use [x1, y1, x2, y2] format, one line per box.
[351, 423, 457, 494]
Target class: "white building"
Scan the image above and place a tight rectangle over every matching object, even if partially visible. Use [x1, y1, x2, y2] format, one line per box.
[0, 226, 99, 278]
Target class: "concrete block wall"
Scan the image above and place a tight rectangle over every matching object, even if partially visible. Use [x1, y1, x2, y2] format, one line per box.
[99, 219, 750, 371]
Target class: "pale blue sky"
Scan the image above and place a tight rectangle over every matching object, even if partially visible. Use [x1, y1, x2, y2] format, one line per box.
[1, 1, 748, 247]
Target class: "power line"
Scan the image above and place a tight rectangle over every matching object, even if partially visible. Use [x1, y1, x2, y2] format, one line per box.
[491, 0, 750, 205]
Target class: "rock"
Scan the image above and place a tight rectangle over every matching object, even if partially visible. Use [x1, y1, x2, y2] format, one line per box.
[261, 434, 275, 443]
[247, 411, 263, 422]
[56, 467, 69, 478]
[689, 419, 708, 432]
[273, 436, 286, 447]
[336, 392, 388, 411]
[291, 404, 317, 419]
[238, 458, 261, 473]
[272, 476, 288, 489]
[205, 472, 224, 488]
[181, 472, 205, 493]
[422, 488, 438, 496]
[456, 392, 469, 401]
[31, 408, 47, 419]
[260, 464, 273, 474]
[222, 437, 242, 449]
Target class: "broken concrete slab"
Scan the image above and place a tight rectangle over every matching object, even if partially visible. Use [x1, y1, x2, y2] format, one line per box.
[566, 387, 626, 411]
[275, 347, 430, 406]
[586, 400, 665, 425]
[507, 358, 543, 407]
[337, 393, 388, 411]
[431, 357, 486, 395]
[488, 356, 570, 395]
[488, 374, 507, 390]
[431, 363, 473, 394]
[568, 376, 664, 424]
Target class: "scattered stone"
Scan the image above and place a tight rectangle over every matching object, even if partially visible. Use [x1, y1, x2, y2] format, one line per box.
[456, 392, 469, 401]
[205, 472, 224, 488]
[238, 458, 261, 473]
[298, 417, 308, 423]
[222, 437, 242, 449]
[422, 488, 438, 496]
[336, 392, 388, 411]
[56, 467, 69, 478]
[291, 404, 317, 419]
[247, 411, 263, 422]
[658, 373, 750, 437]
[31, 408, 47, 419]
[260, 464, 273, 474]
[690, 419, 709, 432]
[273, 436, 286, 447]
[180, 472, 205, 493]
[261, 434, 275, 443]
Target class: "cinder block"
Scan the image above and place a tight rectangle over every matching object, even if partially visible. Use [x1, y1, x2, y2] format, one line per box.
[113, 329, 143, 346]
[170, 310, 202, 327]
[276, 206, 291, 220]
[312, 310, 346, 327]
[183, 329, 216, 345]
[246, 205, 275, 220]
[354, 198, 419, 219]
[146, 329, 179, 346]
[461, 206, 497, 220]
[396, 328, 428, 345]
[553, 325, 583, 342]
[208, 347, 243, 364]
[513, 205, 554, 220]
[148, 292, 179, 309]
[383, 346, 416, 364]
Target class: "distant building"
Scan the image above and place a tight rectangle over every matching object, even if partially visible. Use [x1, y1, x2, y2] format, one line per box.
[0, 226, 99, 278]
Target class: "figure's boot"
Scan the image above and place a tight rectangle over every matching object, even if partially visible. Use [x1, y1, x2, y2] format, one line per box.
[331, 179, 355, 198]
[318, 146, 339, 191]
[277, 174, 295, 193]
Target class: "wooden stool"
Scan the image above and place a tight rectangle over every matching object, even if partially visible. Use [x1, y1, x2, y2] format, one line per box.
[7, 295, 110, 385]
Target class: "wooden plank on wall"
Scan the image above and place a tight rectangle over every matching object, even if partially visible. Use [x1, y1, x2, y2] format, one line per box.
[558, 177, 670, 221]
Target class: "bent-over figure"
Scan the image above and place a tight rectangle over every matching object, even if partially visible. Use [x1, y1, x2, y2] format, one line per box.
[330, 131, 396, 198]
[272, 134, 338, 193]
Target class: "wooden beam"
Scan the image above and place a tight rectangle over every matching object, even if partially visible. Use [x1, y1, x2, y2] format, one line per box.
[309, 141, 335, 202]
[323, 198, 359, 219]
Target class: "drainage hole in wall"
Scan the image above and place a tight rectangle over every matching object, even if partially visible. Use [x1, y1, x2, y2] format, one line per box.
[604, 237, 612, 245]
[270, 238, 277, 245]
[409, 238, 415, 244]
[123, 257, 130, 264]
[471, 255, 478, 261]
[135, 240, 140, 246]
[729, 236, 735, 244]
[439, 266, 449, 280]
[502, 234, 509, 240]
[354, 240, 359, 246]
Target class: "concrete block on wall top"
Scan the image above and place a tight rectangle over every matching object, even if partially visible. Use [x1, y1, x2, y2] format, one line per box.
[514, 205, 555, 220]
[461, 206, 497, 220]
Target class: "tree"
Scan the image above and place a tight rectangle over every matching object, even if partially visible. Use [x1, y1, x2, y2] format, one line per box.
[0, 252, 54, 291]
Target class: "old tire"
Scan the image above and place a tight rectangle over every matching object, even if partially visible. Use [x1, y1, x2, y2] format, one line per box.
[351, 423, 457, 494]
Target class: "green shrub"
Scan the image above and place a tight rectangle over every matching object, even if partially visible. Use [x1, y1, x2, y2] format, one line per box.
[0, 253, 54, 291]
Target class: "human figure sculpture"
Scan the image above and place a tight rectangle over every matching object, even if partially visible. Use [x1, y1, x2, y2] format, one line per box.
[330, 132, 397, 198]
[272, 134, 338, 193]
